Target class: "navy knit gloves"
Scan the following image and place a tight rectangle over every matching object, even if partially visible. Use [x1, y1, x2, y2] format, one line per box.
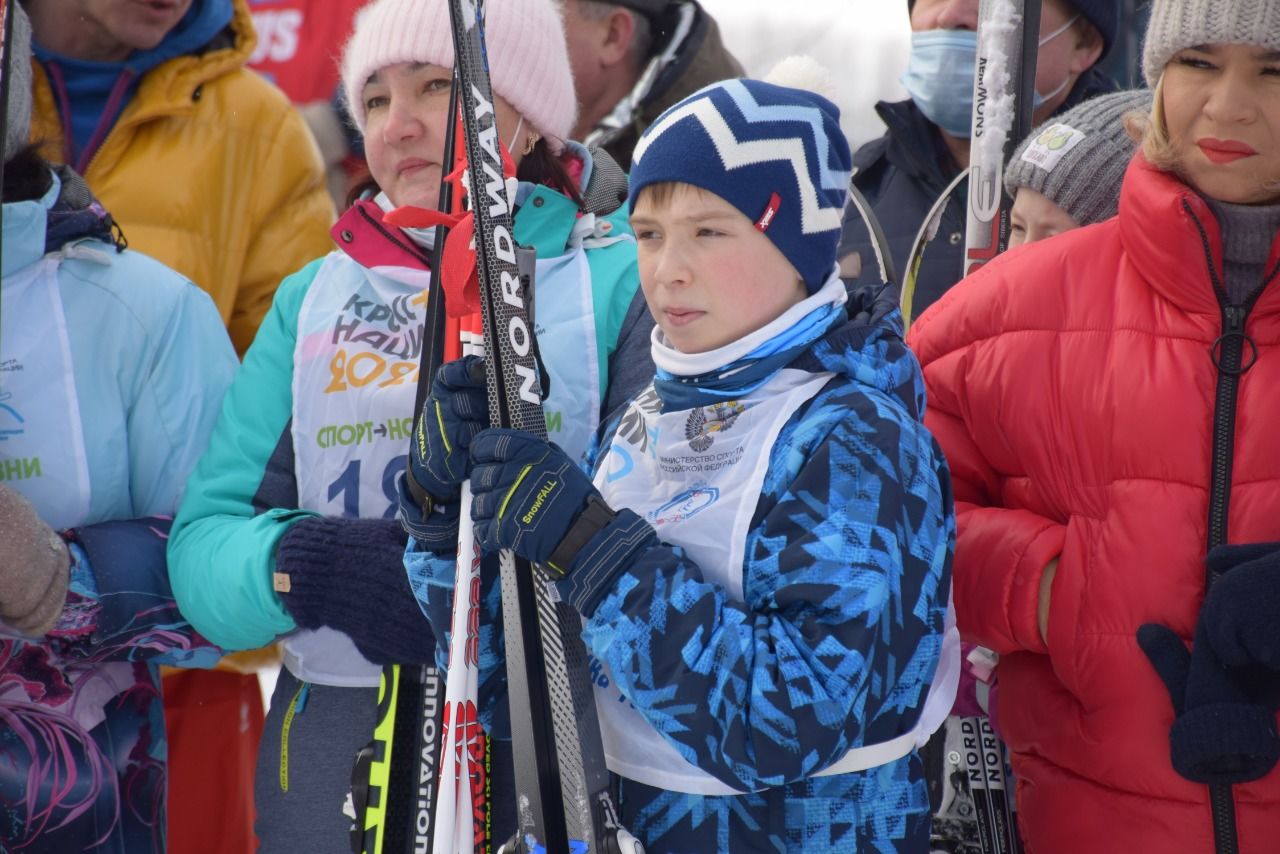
[1203, 542, 1280, 670]
[275, 516, 435, 665]
[406, 356, 490, 506]
[470, 429, 596, 568]
[468, 429, 658, 614]
[1138, 618, 1280, 785]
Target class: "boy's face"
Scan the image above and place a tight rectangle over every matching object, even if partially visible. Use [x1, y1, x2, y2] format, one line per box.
[630, 186, 808, 354]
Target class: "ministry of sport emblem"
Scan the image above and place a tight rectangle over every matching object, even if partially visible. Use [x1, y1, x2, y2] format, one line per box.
[685, 400, 745, 452]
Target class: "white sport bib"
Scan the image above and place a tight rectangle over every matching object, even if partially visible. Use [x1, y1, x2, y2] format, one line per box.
[0, 257, 91, 530]
[286, 254, 428, 687]
[593, 368, 959, 794]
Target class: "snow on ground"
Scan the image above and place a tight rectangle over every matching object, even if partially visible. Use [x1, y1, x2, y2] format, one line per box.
[698, 0, 912, 150]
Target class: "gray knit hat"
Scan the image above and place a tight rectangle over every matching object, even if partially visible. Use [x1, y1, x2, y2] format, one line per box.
[1004, 89, 1151, 226]
[1142, 0, 1280, 86]
[4, 3, 33, 163]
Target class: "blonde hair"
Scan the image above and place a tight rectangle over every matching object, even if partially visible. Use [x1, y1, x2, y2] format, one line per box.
[1124, 73, 1179, 171]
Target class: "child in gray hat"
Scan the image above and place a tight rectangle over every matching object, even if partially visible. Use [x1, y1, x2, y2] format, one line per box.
[1003, 88, 1153, 247]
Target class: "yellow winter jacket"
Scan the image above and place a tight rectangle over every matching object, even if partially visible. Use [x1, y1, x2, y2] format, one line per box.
[30, 0, 335, 354]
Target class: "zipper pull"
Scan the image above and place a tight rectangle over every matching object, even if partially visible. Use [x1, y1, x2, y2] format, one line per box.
[1225, 304, 1246, 334]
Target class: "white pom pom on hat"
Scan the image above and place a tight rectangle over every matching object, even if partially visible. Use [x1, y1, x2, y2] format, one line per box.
[763, 56, 840, 104]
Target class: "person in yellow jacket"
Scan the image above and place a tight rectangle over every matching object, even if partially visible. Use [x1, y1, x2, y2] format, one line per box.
[23, 1, 335, 852]
[26, 0, 335, 355]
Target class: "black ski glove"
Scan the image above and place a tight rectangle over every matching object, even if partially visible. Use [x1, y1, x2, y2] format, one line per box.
[1202, 542, 1280, 670]
[275, 516, 435, 665]
[469, 428, 658, 614]
[405, 356, 490, 506]
[1138, 618, 1280, 785]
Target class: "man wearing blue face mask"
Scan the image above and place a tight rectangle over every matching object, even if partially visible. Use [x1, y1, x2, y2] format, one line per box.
[838, 0, 1118, 321]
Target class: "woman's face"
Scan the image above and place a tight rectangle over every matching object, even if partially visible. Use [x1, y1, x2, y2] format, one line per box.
[362, 62, 534, 209]
[1162, 43, 1280, 205]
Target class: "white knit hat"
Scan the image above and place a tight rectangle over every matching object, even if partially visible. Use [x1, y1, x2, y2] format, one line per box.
[341, 0, 577, 146]
[1142, 0, 1280, 86]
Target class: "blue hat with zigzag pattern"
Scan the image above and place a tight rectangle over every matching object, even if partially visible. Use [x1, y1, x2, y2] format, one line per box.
[628, 78, 852, 292]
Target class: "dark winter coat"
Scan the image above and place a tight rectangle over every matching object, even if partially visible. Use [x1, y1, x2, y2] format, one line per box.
[596, 1, 744, 170]
[838, 67, 1116, 323]
[908, 154, 1280, 854]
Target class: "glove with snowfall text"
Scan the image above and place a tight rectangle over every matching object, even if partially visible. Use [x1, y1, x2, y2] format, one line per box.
[275, 516, 436, 665]
[1139, 617, 1280, 785]
[468, 429, 657, 614]
[1201, 542, 1280, 671]
[0, 484, 71, 637]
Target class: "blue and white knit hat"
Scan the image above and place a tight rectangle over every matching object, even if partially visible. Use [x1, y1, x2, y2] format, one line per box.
[627, 78, 852, 292]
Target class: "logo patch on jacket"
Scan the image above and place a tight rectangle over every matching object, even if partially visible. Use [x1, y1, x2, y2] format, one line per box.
[685, 401, 745, 453]
[649, 487, 720, 526]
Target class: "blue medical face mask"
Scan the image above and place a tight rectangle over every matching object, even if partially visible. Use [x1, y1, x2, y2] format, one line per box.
[901, 30, 978, 138]
[901, 15, 1082, 139]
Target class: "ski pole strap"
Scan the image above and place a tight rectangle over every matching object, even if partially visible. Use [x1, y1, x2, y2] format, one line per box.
[544, 495, 616, 577]
[402, 467, 437, 519]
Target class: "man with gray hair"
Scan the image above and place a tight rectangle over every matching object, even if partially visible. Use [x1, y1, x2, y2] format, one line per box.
[560, 0, 743, 168]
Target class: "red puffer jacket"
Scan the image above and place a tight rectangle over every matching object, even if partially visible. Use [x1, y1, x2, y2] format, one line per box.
[909, 154, 1280, 854]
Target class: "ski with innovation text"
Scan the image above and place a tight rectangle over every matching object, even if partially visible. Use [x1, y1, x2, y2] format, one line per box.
[446, 2, 641, 852]
[351, 76, 462, 854]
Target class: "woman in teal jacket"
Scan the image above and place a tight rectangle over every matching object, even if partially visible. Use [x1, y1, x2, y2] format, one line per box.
[166, 0, 652, 847]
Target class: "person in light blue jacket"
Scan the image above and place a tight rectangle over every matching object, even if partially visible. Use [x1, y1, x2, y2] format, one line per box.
[0, 11, 238, 851]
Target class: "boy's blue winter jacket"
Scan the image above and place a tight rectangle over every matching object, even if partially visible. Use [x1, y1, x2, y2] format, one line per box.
[404, 289, 955, 852]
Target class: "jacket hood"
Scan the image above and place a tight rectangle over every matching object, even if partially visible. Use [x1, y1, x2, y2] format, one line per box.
[2, 166, 120, 277]
[792, 282, 927, 421]
[33, 0, 235, 76]
[126, 0, 235, 74]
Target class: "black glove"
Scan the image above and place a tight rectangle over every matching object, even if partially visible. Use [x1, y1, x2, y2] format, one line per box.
[1138, 618, 1280, 785]
[469, 428, 658, 614]
[1202, 542, 1280, 670]
[275, 516, 435, 665]
[405, 356, 489, 507]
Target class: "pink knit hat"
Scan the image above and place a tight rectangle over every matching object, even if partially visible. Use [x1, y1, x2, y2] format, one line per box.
[341, 0, 577, 147]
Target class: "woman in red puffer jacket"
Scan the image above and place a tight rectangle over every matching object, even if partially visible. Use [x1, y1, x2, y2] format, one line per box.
[908, 1, 1280, 852]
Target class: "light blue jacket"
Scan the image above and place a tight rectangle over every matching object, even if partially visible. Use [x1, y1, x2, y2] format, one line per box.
[2, 170, 237, 522]
[0, 166, 236, 853]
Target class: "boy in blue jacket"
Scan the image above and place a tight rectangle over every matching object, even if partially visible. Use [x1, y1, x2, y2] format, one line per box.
[403, 77, 958, 853]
